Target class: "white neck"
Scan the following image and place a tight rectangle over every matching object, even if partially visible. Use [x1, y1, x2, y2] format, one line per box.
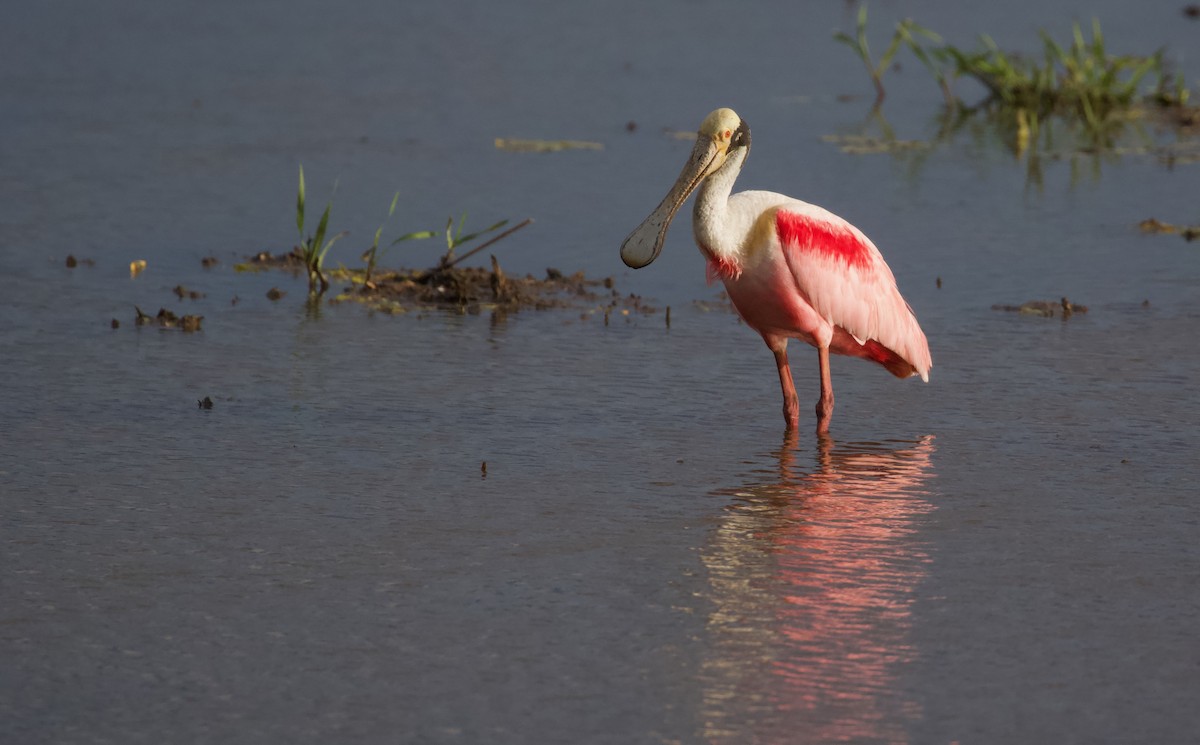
[693, 147, 748, 260]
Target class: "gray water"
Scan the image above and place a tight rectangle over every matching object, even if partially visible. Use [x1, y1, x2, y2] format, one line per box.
[3, 1, 1199, 743]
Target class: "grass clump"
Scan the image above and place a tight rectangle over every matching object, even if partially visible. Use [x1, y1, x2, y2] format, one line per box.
[361, 191, 436, 287]
[258, 165, 536, 310]
[835, 8, 1193, 150]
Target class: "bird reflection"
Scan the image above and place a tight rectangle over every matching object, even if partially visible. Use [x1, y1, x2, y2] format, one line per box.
[699, 433, 937, 744]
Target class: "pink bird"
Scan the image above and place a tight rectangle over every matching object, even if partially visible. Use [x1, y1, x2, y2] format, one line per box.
[621, 108, 931, 433]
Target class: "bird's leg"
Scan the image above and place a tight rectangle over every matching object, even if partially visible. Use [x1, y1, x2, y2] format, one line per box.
[815, 346, 835, 434]
[772, 346, 800, 430]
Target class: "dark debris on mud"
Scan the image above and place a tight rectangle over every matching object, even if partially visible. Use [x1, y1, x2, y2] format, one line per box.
[246, 248, 660, 319]
[134, 306, 204, 332]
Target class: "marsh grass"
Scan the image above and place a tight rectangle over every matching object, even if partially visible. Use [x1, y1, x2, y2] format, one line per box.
[284, 167, 527, 298]
[361, 192, 436, 287]
[836, 10, 1193, 152]
[441, 214, 509, 265]
[274, 166, 537, 309]
[834, 6, 945, 107]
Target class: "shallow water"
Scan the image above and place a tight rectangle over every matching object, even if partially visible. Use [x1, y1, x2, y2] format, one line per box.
[4, 1, 1200, 743]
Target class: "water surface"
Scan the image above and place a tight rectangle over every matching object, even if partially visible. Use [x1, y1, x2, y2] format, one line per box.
[3, 1, 1200, 743]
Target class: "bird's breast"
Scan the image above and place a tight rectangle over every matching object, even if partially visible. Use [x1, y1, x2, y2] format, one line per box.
[721, 249, 830, 346]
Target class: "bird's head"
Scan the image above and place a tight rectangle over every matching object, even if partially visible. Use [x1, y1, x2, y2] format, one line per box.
[620, 108, 751, 269]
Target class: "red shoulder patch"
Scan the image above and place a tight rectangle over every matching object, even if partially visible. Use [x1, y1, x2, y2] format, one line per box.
[776, 209, 872, 269]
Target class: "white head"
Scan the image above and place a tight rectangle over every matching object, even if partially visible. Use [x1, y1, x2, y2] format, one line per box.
[620, 108, 750, 268]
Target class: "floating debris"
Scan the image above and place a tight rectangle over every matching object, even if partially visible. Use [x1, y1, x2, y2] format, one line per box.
[201, 256, 219, 268]
[65, 254, 77, 268]
[494, 138, 603, 153]
[266, 287, 285, 301]
[130, 259, 147, 278]
[235, 249, 304, 273]
[822, 134, 930, 155]
[132, 306, 203, 331]
[1139, 217, 1200, 241]
[173, 284, 205, 300]
[198, 396, 214, 410]
[991, 298, 1088, 317]
[110, 318, 120, 329]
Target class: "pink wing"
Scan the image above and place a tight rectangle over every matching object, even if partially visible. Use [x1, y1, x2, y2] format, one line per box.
[776, 205, 931, 380]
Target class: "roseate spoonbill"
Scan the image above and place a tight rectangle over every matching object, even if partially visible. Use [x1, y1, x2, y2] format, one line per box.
[621, 108, 931, 433]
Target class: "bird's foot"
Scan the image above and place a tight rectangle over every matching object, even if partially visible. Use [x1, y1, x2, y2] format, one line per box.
[782, 394, 800, 430]
[814, 395, 834, 434]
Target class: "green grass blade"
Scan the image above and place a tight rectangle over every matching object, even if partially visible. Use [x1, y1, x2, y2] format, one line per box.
[876, 27, 905, 76]
[313, 202, 333, 258]
[906, 21, 943, 44]
[855, 4, 872, 65]
[391, 230, 437, 245]
[456, 219, 509, 246]
[833, 32, 857, 51]
[316, 231, 349, 263]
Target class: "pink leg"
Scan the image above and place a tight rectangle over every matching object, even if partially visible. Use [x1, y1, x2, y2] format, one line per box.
[772, 346, 800, 430]
[815, 346, 835, 434]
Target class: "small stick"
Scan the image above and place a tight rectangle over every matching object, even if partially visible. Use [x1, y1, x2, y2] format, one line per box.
[420, 218, 534, 281]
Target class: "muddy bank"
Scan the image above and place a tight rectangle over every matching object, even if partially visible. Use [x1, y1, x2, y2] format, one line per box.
[242, 248, 660, 320]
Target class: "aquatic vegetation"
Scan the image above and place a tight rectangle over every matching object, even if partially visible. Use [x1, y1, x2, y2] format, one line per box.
[428, 215, 532, 276]
[295, 164, 347, 295]
[835, 10, 1195, 151]
[360, 191, 436, 287]
[439, 213, 509, 265]
[250, 171, 627, 317]
[834, 6, 944, 108]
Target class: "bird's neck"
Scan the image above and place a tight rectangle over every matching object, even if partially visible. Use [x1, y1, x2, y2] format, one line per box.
[693, 147, 747, 263]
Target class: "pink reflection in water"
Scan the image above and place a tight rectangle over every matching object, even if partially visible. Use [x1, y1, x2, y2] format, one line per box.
[701, 434, 937, 744]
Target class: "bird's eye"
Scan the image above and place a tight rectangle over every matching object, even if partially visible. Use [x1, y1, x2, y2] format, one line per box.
[730, 124, 749, 148]
[723, 130, 731, 140]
